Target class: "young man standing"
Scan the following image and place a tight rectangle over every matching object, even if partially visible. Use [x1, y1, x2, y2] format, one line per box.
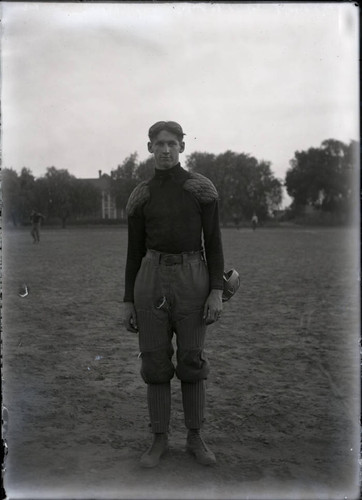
[30, 209, 45, 243]
[123, 121, 224, 468]
[251, 213, 258, 231]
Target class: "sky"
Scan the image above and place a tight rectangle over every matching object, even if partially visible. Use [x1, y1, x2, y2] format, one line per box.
[1, 2, 359, 206]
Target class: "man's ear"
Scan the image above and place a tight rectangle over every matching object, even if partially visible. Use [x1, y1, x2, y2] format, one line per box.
[179, 141, 185, 153]
[147, 141, 153, 153]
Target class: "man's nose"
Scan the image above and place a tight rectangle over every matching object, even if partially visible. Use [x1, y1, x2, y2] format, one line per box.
[162, 144, 170, 153]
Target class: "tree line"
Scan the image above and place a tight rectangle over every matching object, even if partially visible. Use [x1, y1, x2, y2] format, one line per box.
[1, 138, 358, 227]
[2, 166, 102, 228]
[285, 139, 358, 222]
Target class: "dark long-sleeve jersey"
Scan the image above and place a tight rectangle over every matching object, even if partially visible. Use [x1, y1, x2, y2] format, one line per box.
[123, 163, 224, 302]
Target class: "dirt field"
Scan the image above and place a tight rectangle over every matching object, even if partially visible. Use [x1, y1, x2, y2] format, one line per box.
[2, 225, 360, 500]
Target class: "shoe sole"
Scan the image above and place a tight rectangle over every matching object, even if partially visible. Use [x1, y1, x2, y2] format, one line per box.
[186, 445, 216, 466]
[140, 447, 169, 468]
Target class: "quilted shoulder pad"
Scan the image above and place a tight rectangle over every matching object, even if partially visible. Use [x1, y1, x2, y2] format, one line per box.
[183, 172, 218, 204]
[126, 181, 150, 216]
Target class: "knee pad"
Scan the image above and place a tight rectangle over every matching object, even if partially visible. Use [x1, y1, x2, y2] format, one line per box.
[176, 349, 210, 383]
[140, 347, 175, 384]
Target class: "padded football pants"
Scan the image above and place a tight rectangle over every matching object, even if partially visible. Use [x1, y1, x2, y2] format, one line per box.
[134, 249, 210, 433]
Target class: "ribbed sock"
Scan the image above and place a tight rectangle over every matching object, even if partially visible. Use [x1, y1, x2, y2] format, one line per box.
[147, 382, 171, 433]
[181, 380, 205, 429]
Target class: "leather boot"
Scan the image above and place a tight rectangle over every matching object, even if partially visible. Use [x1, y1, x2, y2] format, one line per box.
[140, 433, 168, 468]
[186, 429, 216, 466]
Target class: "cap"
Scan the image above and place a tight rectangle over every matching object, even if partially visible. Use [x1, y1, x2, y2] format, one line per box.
[148, 121, 185, 141]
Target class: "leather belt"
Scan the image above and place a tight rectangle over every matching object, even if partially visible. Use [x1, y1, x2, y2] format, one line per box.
[146, 249, 204, 266]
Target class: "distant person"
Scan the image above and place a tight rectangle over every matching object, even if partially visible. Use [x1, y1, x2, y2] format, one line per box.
[251, 213, 258, 231]
[232, 212, 240, 229]
[30, 210, 44, 243]
[123, 121, 224, 468]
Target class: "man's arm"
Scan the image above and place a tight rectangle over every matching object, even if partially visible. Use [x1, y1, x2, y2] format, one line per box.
[183, 172, 224, 292]
[123, 175, 150, 333]
[201, 199, 224, 324]
[123, 181, 149, 303]
[124, 211, 146, 302]
[123, 212, 146, 332]
[201, 199, 224, 289]
[203, 289, 223, 325]
[123, 302, 138, 332]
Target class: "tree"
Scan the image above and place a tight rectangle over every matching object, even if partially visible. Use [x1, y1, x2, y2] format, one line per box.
[18, 168, 37, 221]
[285, 139, 358, 219]
[1, 167, 46, 225]
[186, 151, 283, 224]
[111, 153, 139, 212]
[44, 167, 76, 227]
[1, 168, 21, 225]
[33, 177, 52, 216]
[71, 180, 102, 219]
[136, 156, 155, 181]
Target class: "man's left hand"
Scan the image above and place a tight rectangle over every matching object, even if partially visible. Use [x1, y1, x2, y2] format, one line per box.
[203, 289, 223, 325]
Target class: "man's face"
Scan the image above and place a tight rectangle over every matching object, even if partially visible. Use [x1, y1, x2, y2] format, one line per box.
[148, 130, 185, 170]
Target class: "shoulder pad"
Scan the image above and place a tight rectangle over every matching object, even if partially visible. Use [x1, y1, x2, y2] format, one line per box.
[183, 172, 218, 204]
[126, 181, 150, 216]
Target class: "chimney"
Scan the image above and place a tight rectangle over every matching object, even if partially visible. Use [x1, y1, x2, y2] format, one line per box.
[98, 170, 102, 178]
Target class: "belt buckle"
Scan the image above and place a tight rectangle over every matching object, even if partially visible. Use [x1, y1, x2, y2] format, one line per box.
[163, 255, 172, 265]
[163, 254, 180, 265]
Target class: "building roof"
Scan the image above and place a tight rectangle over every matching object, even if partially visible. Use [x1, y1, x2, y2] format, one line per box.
[80, 173, 112, 191]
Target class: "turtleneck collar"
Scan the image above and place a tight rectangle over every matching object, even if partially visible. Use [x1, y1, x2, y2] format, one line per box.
[154, 163, 182, 179]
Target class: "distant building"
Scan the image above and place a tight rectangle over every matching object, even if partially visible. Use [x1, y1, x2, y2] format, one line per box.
[83, 170, 117, 219]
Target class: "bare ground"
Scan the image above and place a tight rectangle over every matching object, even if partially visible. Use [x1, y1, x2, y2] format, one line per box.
[1, 226, 360, 500]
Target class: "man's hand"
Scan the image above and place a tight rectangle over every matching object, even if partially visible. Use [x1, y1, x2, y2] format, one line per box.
[203, 289, 223, 325]
[123, 302, 138, 332]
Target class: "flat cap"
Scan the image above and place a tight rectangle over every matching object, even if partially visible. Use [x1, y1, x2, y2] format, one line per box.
[148, 121, 185, 140]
